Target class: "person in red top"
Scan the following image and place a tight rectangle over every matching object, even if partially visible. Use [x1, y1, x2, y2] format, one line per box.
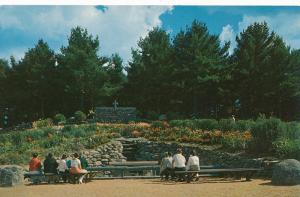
[29, 153, 42, 172]
[28, 152, 43, 184]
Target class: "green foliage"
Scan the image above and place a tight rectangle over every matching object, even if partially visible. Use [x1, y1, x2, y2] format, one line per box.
[22, 129, 44, 141]
[195, 119, 219, 130]
[282, 122, 300, 139]
[273, 139, 300, 160]
[86, 135, 110, 149]
[151, 121, 169, 129]
[11, 133, 23, 146]
[169, 120, 193, 128]
[218, 119, 235, 131]
[166, 112, 183, 120]
[53, 113, 66, 125]
[221, 135, 246, 152]
[0, 133, 12, 145]
[250, 117, 286, 153]
[169, 119, 218, 130]
[74, 110, 87, 123]
[145, 111, 160, 121]
[233, 120, 255, 132]
[125, 27, 173, 113]
[233, 22, 295, 118]
[32, 118, 53, 128]
[61, 126, 86, 138]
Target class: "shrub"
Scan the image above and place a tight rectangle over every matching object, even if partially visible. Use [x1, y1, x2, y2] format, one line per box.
[249, 117, 286, 153]
[42, 127, 56, 137]
[218, 119, 235, 131]
[169, 120, 187, 128]
[61, 125, 74, 133]
[81, 123, 98, 134]
[131, 130, 142, 138]
[61, 126, 86, 138]
[233, 120, 255, 132]
[22, 129, 44, 141]
[221, 135, 246, 151]
[151, 121, 169, 129]
[0, 134, 11, 145]
[67, 117, 76, 124]
[219, 131, 252, 151]
[53, 113, 66, 125]
[42, 135, 64, 148]
[145, 111, 159, 120]
[194, 119, 218, 130]
[273, 139, 300, 160]
[166, 111, 183, 120]
[281, 122, 300, 139]
[74, 111, 87, 123]
[32, 118, 53, 129]
[120, 126, 135, 137]
[11, 133, 23, 146]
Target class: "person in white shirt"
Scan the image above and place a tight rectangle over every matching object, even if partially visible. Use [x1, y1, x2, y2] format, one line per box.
[70, 153, 88, 184]
[160, 152, 173, 180]
[172, 148, 186, 181]
[186, 150, 200, 183]
[57, 154, 69, 182]
[187, 150, 200, 171]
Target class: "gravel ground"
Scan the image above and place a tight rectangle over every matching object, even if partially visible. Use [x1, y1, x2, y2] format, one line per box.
[0, 178, 299, 197]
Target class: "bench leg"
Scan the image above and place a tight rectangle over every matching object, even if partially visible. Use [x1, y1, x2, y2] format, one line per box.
[245, 172, 252, 181]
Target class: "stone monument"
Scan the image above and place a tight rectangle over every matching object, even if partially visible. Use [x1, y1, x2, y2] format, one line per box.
[95, 100, 136, 122]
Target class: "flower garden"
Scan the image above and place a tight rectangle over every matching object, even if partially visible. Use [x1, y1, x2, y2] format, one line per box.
[0, 117, 299, 165]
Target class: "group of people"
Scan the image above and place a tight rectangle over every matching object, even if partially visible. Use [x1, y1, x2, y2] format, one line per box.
[160, 148, 200, 181]
[28, 148, 199, 183]
[29, 152, 89, 184]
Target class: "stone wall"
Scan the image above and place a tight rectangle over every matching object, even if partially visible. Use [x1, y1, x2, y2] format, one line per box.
[0, 165, 24, 187]
[84, 140, 126, 165]
[128, 138, 262, 168]
[85, 138, 263, 168]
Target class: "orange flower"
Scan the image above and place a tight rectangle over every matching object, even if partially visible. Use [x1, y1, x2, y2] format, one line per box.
[48, 133, 53, 139]
[131, 130, 142, 137]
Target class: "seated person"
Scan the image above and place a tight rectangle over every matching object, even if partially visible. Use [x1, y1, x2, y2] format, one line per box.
[29, 152, 42, 173]
[57, 154, 69, 182]
[28, 153, 42, 184]
[172, 148, 186, 181]
[44, 153, 58, 174]
[186, 150, 200, 182]
[79, 153, 89, 170]
[66, 155, 72, 169]
[70, 153, 88, 184]
[160, 152, 173, 180]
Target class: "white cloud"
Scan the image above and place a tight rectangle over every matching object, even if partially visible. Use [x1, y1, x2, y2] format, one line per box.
[219, 24, 235, 54]
[0, 6, 173, 62]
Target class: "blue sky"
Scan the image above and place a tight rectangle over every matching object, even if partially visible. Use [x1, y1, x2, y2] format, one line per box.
[0, 6, 300, 63]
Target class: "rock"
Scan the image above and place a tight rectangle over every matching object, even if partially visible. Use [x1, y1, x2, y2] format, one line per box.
[90, 150, 98, 155]
[272, 159, 300, 185]
[102, 154, 110, 159]
[0, 165, 24, 187]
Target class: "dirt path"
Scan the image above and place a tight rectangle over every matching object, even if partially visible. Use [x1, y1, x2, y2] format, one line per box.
[0, 179, 299, 197]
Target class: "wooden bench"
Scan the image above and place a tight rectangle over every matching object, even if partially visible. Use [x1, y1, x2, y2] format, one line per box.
[24, 172, 60, 184]
[87, 165, 160, 178]
[44, 173, 60, 183]
[174, 168, 263, 183]
[68, 172, 89, 184]
[24, 172, 90, 184]
[110, 161, 159, 166]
